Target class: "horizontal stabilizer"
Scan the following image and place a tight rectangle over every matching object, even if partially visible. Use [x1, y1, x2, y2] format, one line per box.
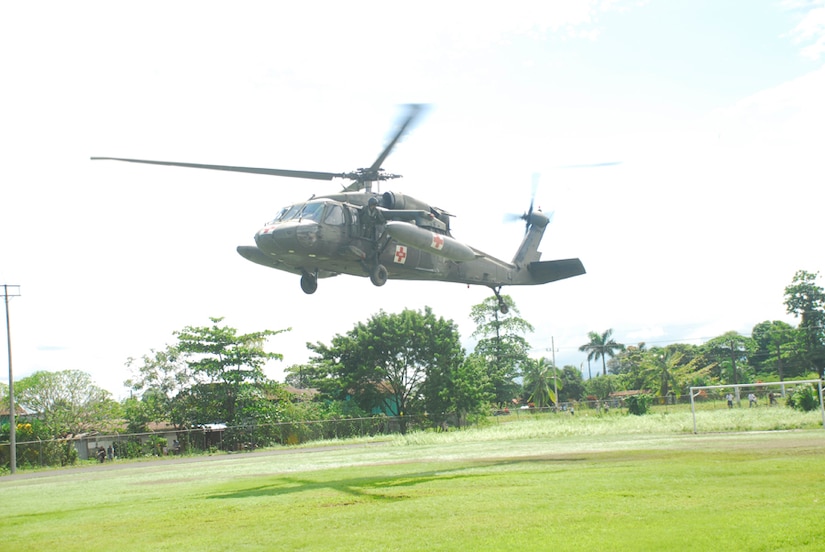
[527, 258, 586, 283]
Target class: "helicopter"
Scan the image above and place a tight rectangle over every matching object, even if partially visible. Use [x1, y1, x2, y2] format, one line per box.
[92, 104, 585, 314]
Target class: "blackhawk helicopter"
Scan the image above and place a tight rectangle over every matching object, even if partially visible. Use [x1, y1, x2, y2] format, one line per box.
[92, 105, 585, 313]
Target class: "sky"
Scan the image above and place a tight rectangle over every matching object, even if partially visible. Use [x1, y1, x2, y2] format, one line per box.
[1, 0, 824, 396]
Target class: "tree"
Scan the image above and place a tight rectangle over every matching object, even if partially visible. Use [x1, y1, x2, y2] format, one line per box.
[640, 346, 714, 399]
[16, 370, 120, 437]
[750, 320, 798, 379]
[124, 345, 193, 430]
[470, 295, 533, 406]
[579, 329, 625, 376]
[283, 360, 344, 401]
[522, 357, 560, 408]
[558, 365, 585, 403]
[703, 331, 754, 386]
[609, 343, 648, 389]
[172, 317, 289, 427]
[784, 270, 825, 377]
[583, 374, 620, 401]
[641, 348, 680, 399]
[608, 342, 645, 376]
[309, 307, 464, 433]
[422, 352, 493, 428]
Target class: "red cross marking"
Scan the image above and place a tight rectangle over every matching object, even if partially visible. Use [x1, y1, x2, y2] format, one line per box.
[395, 245, 407, 264]
[431, 233, 444, 250]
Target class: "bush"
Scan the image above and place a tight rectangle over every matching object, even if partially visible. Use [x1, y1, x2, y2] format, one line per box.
[787, 384, 820, 412]
[1, 420, 78, 468]
[625, 394, 653, 416]
[116, 439, 146, 459]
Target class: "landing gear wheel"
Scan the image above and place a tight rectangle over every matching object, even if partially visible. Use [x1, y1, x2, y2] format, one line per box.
[370, 264, 388, 287]
[499, 303, 509, 314]
[300, 273, 318, 294]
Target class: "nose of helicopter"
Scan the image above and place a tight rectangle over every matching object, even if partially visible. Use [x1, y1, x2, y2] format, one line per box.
[254, 222, 319, 255]
[255, 224, 295, 254]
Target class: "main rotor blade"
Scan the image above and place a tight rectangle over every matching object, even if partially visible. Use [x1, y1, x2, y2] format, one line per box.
[90, 157, 339, 181]
[368, 104, 427, 173]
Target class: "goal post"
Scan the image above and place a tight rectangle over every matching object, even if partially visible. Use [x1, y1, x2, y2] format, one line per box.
[689, 379, 825, 434]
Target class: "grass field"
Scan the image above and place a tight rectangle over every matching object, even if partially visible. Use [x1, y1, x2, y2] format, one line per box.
[2, 409, 824, 551]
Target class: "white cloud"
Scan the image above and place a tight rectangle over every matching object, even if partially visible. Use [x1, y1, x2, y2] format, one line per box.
[711, 63, 825, 146]
[784, 0, 825, 59]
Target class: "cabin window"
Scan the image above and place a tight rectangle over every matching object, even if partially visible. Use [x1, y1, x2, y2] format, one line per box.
[345, 207, 360, 237]
[323, 204, 344, 225]
[348, 207, 359, 226]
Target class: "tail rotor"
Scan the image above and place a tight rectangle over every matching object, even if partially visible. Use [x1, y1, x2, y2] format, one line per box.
[505, 173, 548, 234]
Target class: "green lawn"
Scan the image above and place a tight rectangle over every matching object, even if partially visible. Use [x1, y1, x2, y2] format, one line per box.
[2, 413, 824, 551]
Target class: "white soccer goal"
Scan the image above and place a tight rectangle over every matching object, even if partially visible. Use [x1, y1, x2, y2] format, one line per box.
[688, 379, 825, 434]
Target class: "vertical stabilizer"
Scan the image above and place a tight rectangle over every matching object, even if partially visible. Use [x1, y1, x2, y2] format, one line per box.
[511, 211, 550, 266]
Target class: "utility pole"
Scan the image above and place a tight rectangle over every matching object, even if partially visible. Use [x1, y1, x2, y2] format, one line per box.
[551, 337, 558, 412]
[3, 284, 20, 474]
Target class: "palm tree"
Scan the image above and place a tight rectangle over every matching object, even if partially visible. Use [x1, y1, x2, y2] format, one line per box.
[645, 350, 681, 398]
[579, 329, 625, 376]
[522, 357, 560, 408]
[642, 348, 714, 399]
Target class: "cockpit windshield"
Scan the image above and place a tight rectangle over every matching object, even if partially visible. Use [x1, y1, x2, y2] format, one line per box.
[267, 201, 326, 225]
[297, 202, 325, 222]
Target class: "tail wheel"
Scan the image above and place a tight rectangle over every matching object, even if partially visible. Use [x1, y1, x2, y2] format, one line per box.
[370, 264, 388, 287]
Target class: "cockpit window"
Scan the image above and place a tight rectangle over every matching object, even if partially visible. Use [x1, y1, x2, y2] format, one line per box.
[279, 204, 302, 222]
[269, 204, 302, 224]
[268, 201, 329, 224]
[298, 202, 325, 222]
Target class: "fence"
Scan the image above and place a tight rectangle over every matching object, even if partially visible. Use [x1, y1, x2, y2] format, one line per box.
[488, 389, 808, 418]
[5, 389, 819, 470]
[1, 415, 425, 471]
[491, 398, 653, 417]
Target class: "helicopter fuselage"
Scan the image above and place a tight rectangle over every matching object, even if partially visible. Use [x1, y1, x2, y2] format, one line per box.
[236, 192, 585, 296]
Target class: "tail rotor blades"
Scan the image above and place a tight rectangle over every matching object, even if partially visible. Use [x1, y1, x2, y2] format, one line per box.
[503, 173, 541, 234]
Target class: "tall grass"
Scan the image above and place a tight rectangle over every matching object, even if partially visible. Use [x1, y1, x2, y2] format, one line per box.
[396, 406, 823, 447]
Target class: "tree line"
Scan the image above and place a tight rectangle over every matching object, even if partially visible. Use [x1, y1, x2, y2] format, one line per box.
[2, 269, 823, 462]
[576, 269, 824, 400]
